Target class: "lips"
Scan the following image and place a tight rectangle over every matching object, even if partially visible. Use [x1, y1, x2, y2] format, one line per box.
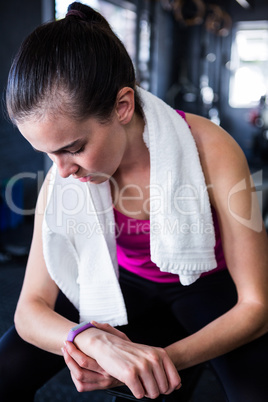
[77, 175, 92, 182]
[73, 172, 108, 183]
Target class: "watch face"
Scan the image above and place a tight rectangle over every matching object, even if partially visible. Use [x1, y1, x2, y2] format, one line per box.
[72, 321, 88, 331]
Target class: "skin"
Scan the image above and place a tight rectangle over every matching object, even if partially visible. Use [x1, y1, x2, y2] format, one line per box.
[15, 87, 268, 399]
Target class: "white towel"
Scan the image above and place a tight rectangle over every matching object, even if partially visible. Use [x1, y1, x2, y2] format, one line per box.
[139, 87, 217, 285]
[42, 87, 217, 325]
[43, 167, 127, 325]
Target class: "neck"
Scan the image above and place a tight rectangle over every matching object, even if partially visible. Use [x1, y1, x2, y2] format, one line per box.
[117, 112, 148, 174]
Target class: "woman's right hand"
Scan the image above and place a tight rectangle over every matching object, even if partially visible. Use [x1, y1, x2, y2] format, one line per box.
[63, 322, 130, 392]
[72, 324, 181, 399]
[62, 342, 123, 392]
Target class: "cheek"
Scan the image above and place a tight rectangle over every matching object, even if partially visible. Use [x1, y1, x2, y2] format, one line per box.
[80, 153, 102, 171]
[82, 140, 119, 171]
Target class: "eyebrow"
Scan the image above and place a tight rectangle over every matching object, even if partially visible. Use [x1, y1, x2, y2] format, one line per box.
[32, 140, 81, 154]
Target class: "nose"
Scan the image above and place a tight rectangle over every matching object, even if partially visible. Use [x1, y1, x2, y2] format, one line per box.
[49, 154, 78, 178]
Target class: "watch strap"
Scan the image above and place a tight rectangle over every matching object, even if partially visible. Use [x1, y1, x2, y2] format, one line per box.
[67, 321, 96, 343]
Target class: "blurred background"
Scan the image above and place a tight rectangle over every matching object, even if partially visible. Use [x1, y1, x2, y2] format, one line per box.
[0, 1, 268, 400]
[1, 0, 268, 237]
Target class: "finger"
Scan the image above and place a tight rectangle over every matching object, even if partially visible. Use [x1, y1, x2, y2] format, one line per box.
[161, 354, 181, 394]
[137, 353, 169, 398]
[64, 341, 105, 374]
[150, 360, 169, 396]
[153, 362, 181, 396]
[62, 345, 90, 381]
[69, 367, 123, 393]
[70, 370, 123, 393]
[139, 369, 161, 399]
[123, 371, 146, 400]
[63, 348, 122, 392]
[92, 321, 131, 341]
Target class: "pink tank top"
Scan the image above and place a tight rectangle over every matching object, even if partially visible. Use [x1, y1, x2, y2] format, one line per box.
[114, 110, 227, 283]
[114, 207, 226, 283]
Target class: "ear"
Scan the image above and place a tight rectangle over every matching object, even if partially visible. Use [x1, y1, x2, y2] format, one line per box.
[115, 87, 135, 125]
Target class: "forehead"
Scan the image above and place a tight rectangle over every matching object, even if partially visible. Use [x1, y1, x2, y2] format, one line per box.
[17, 115, 92, 153]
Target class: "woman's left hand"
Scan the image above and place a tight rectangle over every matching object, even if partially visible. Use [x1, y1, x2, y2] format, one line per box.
[74, 325, 181, 399]
[91, 321, 131, 341]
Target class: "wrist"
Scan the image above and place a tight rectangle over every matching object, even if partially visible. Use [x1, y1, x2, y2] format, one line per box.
[165, 344, 183, 370]
[165, 340, 196, 371]
[67, 321, 96, 343]
[73, 326, 101, 357]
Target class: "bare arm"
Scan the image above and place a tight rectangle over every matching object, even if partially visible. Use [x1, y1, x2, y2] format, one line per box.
[14, 170, 120, 388]
[165, 114, 268, 370]
[14, 169, 181, 398]
[14, 169, 78, 354]
[67, 322, 181, 398]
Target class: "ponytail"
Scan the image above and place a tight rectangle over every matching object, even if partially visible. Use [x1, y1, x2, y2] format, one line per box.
[6, 1, 142, 123]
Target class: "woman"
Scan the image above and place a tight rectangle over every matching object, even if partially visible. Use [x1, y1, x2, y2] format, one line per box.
[0, 2, 267, 401]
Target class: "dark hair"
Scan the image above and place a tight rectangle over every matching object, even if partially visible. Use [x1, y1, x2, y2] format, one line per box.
[6, 1, 142, 124]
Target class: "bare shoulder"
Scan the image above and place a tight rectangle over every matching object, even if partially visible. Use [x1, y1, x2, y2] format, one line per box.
[185, 113, 247, 175]
[185, 113, 249, 206]
[186, 114, 268, 310]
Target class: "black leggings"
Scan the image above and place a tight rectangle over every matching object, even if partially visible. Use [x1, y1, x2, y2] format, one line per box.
[0, 269, 267, 401]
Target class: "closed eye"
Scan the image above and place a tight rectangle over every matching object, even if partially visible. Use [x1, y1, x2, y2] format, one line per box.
[69, 145, 85, 156]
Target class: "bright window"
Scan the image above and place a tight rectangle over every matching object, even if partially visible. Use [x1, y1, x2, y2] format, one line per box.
[229, 22, 268, 108]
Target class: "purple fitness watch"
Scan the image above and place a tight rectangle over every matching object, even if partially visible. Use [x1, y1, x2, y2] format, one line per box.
[67, 321, 96, 343]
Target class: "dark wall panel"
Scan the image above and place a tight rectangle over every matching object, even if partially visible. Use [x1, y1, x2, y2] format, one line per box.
[0, 0, 43, 213]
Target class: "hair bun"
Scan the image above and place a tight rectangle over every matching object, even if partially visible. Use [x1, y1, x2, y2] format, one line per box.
[66, 2, 107, 26]
[66, 9, 87, 20]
